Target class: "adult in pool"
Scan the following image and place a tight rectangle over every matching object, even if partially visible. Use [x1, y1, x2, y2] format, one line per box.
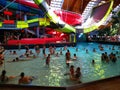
[34, 45, 40, 56]
[74, 67, 81, 80]
[69, 65, 75, 79]
[46, 54, 51, 67]
[0, 70, 18, 83]
[18, 72, 34, 84]
[65, 50, 71, 67]
[0, 70, 8, 83]
[71, 67, 81, 81]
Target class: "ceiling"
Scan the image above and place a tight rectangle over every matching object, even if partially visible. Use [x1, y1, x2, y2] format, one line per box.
[61, 0, 120, 14]
[0, 0, 120, 17]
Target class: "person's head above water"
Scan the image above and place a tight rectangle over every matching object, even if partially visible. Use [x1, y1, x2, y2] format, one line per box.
[20, 72, 25, 78]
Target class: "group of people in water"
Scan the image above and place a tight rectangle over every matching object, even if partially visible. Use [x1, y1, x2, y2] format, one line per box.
[65, 65, 81, 82]
[99, 44, 119, 63]
[0, 70, 34, 84]
[7, 45, 43, 62]
[0, 43, 120, 85]
[101, 52, 117, 63]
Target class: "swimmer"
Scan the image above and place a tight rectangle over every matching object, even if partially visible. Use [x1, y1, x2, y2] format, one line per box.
[92, 59, 95, 64]
[93, 48, 96, 52]
[74, 67, 81, 81]
[18, 72, 34, 84]
[69, 65, 75, 79]
[76, 48, 78, 52]
[65, 50, 71, 67]
[0, 52, 4, 60]
[86, 49, 88, 53]
[9, 50, 12, 55]
[16, 57, 19, 61]
[46, 54, 50, 67]
[34, 45, 40, 56]
[64, 65, 75, 78]
[60, 51, 63, 55]
[42, 46, 46, 57]
[72, 54, 77, 60]
[29, 50, 33, 55]
[0, 70, 8, 83]
[55, 52, 59, 57]
[0, 70, 18, 83]
[60, 48, 63, 55]
[70, 67, 81, 81]
[63, 45, 67, 51]
[13, 51, 17, 55]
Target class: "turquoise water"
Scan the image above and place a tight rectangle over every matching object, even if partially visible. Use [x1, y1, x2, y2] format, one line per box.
[0, 42, 120, 86]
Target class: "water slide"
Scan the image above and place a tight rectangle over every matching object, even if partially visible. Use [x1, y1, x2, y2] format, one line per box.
[32, 0, 76, 33]
[25, 0, 113, 33]
[0, 0, 45, 31]
[14, 0, 82, 25]
[0, 0, 80, 33]
[0, 0, 113, 33]
[81, 0, 114, 33]
[14, 0, 39, 9]
[0, 0, 43, 15]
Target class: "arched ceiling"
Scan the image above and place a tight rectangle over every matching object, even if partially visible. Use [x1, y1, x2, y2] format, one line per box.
[0, 0, 120, 15]
[61, 0, 120, 14]
[62, 0, 90, 14]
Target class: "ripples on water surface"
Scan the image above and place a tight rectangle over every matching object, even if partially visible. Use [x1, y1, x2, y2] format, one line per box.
[0, 42, 120, 86]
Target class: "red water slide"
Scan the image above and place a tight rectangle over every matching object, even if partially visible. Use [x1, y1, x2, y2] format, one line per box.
[14, 0, 39, 9]
[14, 0, 82, 25]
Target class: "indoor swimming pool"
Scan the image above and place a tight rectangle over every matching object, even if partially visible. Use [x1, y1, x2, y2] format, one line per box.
[0, 42, 120, 87]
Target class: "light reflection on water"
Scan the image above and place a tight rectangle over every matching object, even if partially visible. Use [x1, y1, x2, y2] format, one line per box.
[0, 42, 120, 86]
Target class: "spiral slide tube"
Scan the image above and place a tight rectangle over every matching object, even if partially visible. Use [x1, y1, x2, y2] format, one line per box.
[0, 0, 76, 33]
[33, 0, 76, 33]
[83, 0, 114, 33]
[0, 0, 43, 14]
[0, 17, 50, 29]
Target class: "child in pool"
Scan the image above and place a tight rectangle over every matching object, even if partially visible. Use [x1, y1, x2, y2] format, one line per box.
[72, 54, 77, 60]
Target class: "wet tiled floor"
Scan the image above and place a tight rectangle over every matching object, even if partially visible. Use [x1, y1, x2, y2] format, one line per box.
[0, 42, 120, 86]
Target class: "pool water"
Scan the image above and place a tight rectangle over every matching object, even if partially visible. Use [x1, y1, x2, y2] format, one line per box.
[0, 42, 120, 86]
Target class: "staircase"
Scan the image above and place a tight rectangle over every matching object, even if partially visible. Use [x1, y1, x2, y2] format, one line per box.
[50, 0, 64, 10]
[82, 0, 101, 23]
